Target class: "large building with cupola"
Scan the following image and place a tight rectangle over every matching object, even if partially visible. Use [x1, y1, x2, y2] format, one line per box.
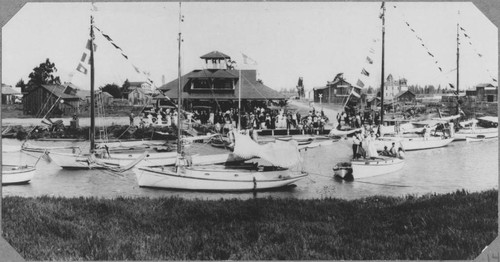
[158, 51, 285, 112]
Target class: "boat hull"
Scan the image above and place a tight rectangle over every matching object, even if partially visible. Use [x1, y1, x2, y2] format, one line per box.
[350, 157, 405, 179]
[2, 165, 35, 185]
[454, 128, 498, 141]
[134, 165, 307, 191]
[375, 136, 454, 151]
[49, 151, 249, 169]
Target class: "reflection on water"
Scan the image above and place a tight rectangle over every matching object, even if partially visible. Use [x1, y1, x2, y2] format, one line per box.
[2, 138, 498, 200]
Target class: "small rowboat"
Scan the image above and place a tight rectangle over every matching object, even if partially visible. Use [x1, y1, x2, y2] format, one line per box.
[466, 135, 498, 143]
[2, 165, 36, 185]
[333, 157, 405, 180]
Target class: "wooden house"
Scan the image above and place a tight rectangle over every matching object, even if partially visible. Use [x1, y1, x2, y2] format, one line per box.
[313, 73, 353, 104]
[2, 84, 21, 105]
[23, 84, 80, 116]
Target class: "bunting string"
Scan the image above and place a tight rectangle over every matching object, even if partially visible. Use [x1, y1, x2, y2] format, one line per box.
[93, 25, 155, 86]
[390, 4, 456, 89]
[459, 26, 497, 83]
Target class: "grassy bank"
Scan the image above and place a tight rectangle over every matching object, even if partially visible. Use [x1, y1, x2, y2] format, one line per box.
[2, 189, 497, 260]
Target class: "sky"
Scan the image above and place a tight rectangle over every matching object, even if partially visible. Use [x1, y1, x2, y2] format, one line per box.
[1, 2, 498, 92]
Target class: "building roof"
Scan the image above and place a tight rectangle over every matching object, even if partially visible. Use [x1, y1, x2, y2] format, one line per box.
[200, 51, 231, 60]
[100, 91, 113, 97]
[394, 90, 415, 99]
[160, 69, 285, 100]
[189, 69, 239, 79]
[476, 83, 495, 88]
[2, 85, 21, 95]
[40, 85, 80, 100]
[74, 89, 91, 99]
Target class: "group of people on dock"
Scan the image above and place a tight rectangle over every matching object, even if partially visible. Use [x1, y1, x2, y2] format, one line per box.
[336, 111, 380, 130]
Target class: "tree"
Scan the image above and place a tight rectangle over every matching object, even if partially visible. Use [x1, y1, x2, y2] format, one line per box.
[101, 84, 122, 98]
[121, 79, 131, 99]
[27, 58, 61, 92]
[367, 86, 374, 94]
[16, 79, 26, 93]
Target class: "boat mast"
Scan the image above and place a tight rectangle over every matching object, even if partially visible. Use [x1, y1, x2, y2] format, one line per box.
[176, 2, 183, 157]
[380, 2, 386, 125]
[90, 15, 96, 153]
[456, 11, 460, 96]
[238, 69, 241, 131]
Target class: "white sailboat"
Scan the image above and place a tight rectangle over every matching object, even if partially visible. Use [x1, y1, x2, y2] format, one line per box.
[135, 3, 308, 191]
[2, 165, 36, 185]
[334, 2, 405, 180]
[455, 117, 498, 141]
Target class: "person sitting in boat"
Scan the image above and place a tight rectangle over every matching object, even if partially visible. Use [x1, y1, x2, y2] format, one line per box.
[389, 142, 397, 157]
[381, 146, 391, 156]
[397, 147, 406, 159]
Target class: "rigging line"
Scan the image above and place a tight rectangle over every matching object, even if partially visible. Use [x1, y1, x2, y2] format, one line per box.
[458, 29, 497, 82]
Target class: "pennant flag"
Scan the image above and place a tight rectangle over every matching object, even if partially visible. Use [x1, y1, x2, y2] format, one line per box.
[478, 53, 482, 57]
[448, 83, 455, 89]
[111, 42, 123, 51]
[76, 63, 88, 75]
[369, 48, 375, 54]
[133, 65, 140, 73]
[242, 53, 258, 65]
[122, 53, 128, 59]
[380, 2, 385, 9]
[366, 56, 373, 64]
[80, 53, 88, 63]
[464, 33, 470, 38]
[91, 2, 98, 11]
[86, 39, 97, 52]
[427, 52, 434, 57]
[405, 22, 410, 27]
[438, 67, 442, 72]
[411, 28, 415, 32]
[102, 33, 113, 42]
[361, 68, 370, 76]
[492, 78, 497, 82]
[460, 26, 465, 31]
[356, 79, 365, 88]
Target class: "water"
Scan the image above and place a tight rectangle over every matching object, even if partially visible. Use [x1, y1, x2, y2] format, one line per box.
[2, 138, 497, 200]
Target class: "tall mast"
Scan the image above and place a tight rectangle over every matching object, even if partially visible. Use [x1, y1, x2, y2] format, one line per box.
[176, 2, 183, 156]
[90, 15, 95, 153]
[456, 11, 460, 95]
[238, 69, 241, 131]
[380, 2, 386, 125]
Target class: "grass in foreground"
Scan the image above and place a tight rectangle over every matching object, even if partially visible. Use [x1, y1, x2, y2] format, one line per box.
[2, 189, 497, 260]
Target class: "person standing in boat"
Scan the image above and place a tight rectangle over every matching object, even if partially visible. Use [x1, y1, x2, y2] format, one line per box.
[366, 132, 378, 159]
[352, 133, 361, 159]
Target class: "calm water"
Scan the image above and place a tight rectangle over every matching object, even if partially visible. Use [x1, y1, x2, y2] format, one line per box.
[2, 138, 498, 200]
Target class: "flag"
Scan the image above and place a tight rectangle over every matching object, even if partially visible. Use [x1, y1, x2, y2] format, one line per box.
[448, 83, 455, 89]
[369, 48, 375, 54]
[366, 56, 373, 64]
[86, 39, 97, 52]
[361, 68, 370, 76]
[80, 53, 88, 63]
[460, 26, 465, 31]
[493, 78, 497, 82]
[111, 42, 123, 51]
[91, 2, 98, 11]
[242, 53, 258, 65]
[133, 65, 140, 73]
[464, 33, 470, 38]
[356, 79, 365, 88]
[350, 88, 361, 98]
[438, 67, 442, 72]
[405, 22, 410, 27]
[427, 52, 434, 57]
[76, 63, 88, 74]
[122, 53, 128, 59]
[477, 53, 482, 57]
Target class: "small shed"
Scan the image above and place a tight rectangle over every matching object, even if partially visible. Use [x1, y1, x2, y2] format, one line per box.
[394, 90, 416, 103]
[128, 87, 152, 105]
[2, 84, 21, 104]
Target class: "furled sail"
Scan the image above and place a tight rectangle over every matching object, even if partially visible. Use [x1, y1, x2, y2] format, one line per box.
[232, 132, 302, 168]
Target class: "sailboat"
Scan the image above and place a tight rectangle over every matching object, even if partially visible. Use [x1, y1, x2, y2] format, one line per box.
[134, 3, 308, 191]
[334, 2, 405, 180]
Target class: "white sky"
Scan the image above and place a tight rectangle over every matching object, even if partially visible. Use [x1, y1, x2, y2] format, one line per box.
[1, 2, 498, 92]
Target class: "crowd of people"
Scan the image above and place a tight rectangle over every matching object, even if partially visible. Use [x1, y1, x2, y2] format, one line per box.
[336, 111, 380, 130]
[131, 105, 330, 135]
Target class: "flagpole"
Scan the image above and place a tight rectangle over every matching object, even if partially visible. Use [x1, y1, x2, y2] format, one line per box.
[90, 15, 96, 153]
[380, 2, 386, 126]
[238, 68, 241, 131]
[177, 1, 183, 158]
[456, 10, 460, 96]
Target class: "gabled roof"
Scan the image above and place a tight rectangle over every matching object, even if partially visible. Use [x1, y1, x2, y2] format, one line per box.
[74, 89, 91, 99]
[160, 69, 284, 100]
[200, 51, 231, 60]
[394, 90, 415, 99]
[39, 85, 80, 100]
[188, 69, 239, 79]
